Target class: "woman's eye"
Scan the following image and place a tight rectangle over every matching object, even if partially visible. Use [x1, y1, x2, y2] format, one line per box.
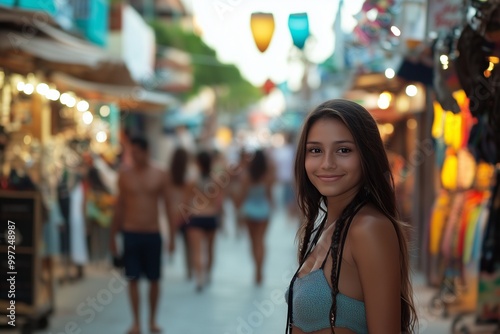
[308, 148, 321, 154]
[338, 148, 351, 154]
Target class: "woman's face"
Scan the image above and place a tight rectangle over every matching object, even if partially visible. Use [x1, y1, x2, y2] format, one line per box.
[305, 117, 363, 199]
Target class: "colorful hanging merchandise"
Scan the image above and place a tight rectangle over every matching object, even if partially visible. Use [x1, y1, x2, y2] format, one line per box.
[428, 21, 499, 327]
[438, 1, 500, 332]
[452, 169, 500, 333]
[427, 96, 494, 317]
[477, 170, 500, 323]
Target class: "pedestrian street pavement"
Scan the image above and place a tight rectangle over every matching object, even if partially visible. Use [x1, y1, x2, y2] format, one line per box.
[27, 203, 454, 334]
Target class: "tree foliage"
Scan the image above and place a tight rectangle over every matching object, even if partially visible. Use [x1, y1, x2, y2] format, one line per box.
[150, 20, 262, 113]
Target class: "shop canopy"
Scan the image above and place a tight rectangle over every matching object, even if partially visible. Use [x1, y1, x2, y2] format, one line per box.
[0, 7, 177, 112]
[51, 72, 178, 112]
[343, 72, 426, 123]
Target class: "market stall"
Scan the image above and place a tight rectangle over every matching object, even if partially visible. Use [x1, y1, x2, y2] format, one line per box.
[424, 1, 500, 331]
[0, 12, 117, 332]
[343, 72, 427, 221]
[0, 67, 123, 331]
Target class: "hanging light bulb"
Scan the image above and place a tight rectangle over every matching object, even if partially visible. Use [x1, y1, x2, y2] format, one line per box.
[36, 83, 50, 95]
[385, 68, 395, 79]
[23, 83, 34, 95]
[99, 105, 111, 117]
[60, 93, 71, 105]
[17, 82, 25, 91]
[406, 84, 418, 97]
[77, 100, 90, 112]
[390, 26, 401, 37]
[440, 54, 449, 70]
[96, 131, 107, 143]
[66, 96, 76, 108]
[47, 89, 60, 101]
[377, 91, 392, 109]
[82, 111, 93, 125]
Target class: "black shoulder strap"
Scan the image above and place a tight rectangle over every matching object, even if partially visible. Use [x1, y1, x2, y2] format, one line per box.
[285, 215, 327, 334]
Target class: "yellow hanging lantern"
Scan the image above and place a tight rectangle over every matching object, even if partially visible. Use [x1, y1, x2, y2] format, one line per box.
[250, 13, 275, 53]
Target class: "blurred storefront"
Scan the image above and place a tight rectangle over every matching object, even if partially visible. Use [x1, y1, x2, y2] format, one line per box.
[0, 3, 179, 331]
[342, 1, 500, 332]
[421, 1, 500, 332]
[0, 6, 107, 332]
[343, 72, 427, 222]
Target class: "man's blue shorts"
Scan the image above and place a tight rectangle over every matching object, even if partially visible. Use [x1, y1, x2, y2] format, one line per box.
[123, 232, 162, 281]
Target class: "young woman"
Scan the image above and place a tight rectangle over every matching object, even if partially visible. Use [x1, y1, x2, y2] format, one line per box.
[235, 149, 275, 285]
[185, 150, 223, 292]
[286, 99, 418, 333]
[168, 147, 192, 279]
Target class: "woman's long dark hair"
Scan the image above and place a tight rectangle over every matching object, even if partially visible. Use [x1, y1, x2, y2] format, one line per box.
[248, 149, 267, 182]
[170, 147, 189, 187]
[294, 99, 418, 333]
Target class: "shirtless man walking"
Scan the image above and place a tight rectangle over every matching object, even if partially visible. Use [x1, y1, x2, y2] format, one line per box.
[110, 137, 175, 334]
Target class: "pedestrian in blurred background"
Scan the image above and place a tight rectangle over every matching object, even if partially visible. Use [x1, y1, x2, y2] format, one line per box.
[230, 148, 253, 237]
[234, 149, 275, 285]
[84, 158, 115, 266]
[285, 99, 417, 333]
[185, 150, 223, 292]
[168, 146, 193, 280]
[110, 136, 175, 334]
[272, 132, 298, 221]
[210, 148, 229, 235]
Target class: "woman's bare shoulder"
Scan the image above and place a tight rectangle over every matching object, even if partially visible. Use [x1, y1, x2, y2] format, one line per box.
[348, 205, 398, 250]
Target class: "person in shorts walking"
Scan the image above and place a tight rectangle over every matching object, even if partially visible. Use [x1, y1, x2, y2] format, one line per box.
[110, 137, 175, 334]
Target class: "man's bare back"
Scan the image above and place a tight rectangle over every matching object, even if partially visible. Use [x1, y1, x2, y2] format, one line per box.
[119, 166, 166, 233]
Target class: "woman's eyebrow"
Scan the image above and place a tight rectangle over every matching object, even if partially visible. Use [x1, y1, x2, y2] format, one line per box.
[306, 140, 354, 145]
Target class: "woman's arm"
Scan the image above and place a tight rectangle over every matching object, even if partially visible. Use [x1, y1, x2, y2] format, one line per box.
[233, 172, 249, 209]
[163, 171, 176, 254]
[265, 169, 275, 209]
[351, 215, 401, 334]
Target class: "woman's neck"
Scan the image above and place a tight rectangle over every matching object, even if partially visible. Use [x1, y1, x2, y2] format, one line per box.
[325, 186, 361, 223]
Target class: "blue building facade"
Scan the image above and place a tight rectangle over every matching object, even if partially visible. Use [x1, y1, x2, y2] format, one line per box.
[0, 0, 109, 46]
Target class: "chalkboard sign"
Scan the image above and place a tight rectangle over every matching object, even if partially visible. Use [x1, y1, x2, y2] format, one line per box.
[0, 191, 39, 307]
[0, 197, 35, 248]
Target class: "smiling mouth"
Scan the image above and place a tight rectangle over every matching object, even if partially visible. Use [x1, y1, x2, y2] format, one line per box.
[316, 175, 343, 182]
